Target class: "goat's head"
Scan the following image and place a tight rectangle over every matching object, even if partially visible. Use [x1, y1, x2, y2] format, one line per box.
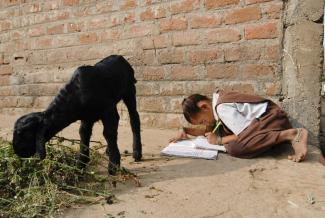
[13, 112, 45, 159]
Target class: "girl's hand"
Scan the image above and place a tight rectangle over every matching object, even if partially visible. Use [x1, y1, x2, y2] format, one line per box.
[205, 132, 217, 144]
[169, 131, 189, 143]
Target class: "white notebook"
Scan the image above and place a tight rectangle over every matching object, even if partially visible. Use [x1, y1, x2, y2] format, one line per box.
[161, 136, 226, 160]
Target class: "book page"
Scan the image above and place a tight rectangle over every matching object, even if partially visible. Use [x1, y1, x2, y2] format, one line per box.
[193, 136, 226, 152]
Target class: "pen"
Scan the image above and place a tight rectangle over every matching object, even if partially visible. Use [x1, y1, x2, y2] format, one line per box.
[212, 121, 221, 134]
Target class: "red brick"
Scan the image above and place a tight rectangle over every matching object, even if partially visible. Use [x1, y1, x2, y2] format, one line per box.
[29, 3, 41, 13]
[158, 49, 185, 64]
[245, 0, 272, 5]
[55, 11, 70, 20]
[171, 0, 200, 15]
[47, 24, 64, 35]
[67, 22, 84, 33]
[43, 1, 60, 11]
[56, 34, 79, 48]
[224, 44, 261, 61]
[0, 75, 10, 86]
[265, 82, 281, 96]
[100, 29, 121, 41]
[142, 50, 156, 65]
[169, 97, 184, 112]
[0, 86, 12, 96]
[95, 1, 114, 14]
[33, 38, 53, 49]
[223, 83, 255, 94]
[88, 17, 109, 30]
[245, 22, 278, 39]
[159, 82, 186, 96]
[242, 64, 274, 79]
[206, 64, 239, 79]
[2, 0, 19, 7]
[264, 2, 283, 19]
[17, 40, 30, 51]
[125, 12, 136, 23]
[142, 67, 166, 80]
[33, 97, 53, 108]
[263, 44, 280, 61]
[138, 97, 166, 112]
[160, 17, 188, 32]
[225, 6, 261, 24]
[172, 31, 200, 46]
[0, 65, 13, 75]
[79, 32, 98, 44]
[11, 30, 24, 40]
[191, 14, 222, 28]
[170, 65, 197, 80]
[47, 49, 69, 64]
[120, 0, 137, 10]
[33, 13, 50, 25]
[17, 97, 34, 107]
[145, 0, 153, 5]
[207, 28, 241, 43]
[186, 82, 215, 95]
[205, 0, 239, 10]
[140, 6, 166, 20]
[63, 0, 79, 6]
[142, 35, 169, 49]
[0, 20, 11, 31]
[124, 23, 155, 38]
[136, 82, 159, 96]
[189, 49, 218, 64]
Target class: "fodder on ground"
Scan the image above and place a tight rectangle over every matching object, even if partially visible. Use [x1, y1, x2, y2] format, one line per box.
[0, 137, 137, 218]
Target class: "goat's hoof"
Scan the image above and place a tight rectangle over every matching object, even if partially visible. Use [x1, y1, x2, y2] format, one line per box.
[77, 155, 90, 169]
[108, 165, 119, 175]
[133, 151, 142, 162]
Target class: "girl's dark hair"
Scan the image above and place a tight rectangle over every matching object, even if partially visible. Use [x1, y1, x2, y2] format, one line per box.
[182, 94, 209, 123]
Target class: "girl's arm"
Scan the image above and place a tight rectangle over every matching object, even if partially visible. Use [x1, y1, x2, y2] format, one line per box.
[205, 132, 238, 145]
[221, 134, 237, 144]
[168, 126, 213, 143]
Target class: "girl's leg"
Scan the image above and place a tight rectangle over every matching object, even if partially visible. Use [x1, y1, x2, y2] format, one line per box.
[225, 128, 308, 162]
[276, 128, 308, 162]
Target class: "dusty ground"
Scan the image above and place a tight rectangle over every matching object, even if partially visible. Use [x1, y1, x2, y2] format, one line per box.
[1, 115, 325, 218]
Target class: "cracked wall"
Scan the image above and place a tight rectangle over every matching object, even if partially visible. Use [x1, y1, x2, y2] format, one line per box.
[282, 0, 324, 145]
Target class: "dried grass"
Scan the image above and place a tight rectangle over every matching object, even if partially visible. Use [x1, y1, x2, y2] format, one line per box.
[0, 136, 137, 218]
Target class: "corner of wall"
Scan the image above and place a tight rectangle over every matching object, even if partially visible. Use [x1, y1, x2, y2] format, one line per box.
[281, 0, 324, 145]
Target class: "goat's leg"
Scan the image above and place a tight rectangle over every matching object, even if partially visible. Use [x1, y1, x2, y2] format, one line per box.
[123, 91, 142, 162]
[102, 107, 120, 175]
[77, 120, 94, 168]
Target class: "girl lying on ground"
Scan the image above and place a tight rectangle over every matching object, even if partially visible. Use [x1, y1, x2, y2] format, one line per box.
[169, 90, 308, 162]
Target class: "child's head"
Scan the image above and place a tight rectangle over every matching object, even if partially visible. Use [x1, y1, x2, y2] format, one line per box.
[182, 94, 215, 126]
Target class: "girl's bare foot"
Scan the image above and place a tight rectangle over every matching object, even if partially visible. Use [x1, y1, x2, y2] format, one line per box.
[288, 128, 308, 162]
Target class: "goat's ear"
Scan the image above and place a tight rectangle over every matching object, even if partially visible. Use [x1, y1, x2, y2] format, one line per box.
[15, 115, 41, 134]
[36, 132, 46, 160]
[15, 113, 43, 134]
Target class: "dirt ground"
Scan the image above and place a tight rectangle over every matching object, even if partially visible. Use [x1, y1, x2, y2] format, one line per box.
[1, 115, 325, 218]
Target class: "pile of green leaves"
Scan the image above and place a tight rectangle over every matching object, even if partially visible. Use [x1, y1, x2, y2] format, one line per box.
[0, 137, 114, 218]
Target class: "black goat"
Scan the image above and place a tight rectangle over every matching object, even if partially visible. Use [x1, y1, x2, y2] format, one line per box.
[12, 55, 142, 174]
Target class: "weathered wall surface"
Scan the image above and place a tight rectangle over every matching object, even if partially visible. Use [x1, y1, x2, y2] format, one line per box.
[282, 0, 324, 144]
[0, 0, 284, 128]
[0, 0, 323, 144]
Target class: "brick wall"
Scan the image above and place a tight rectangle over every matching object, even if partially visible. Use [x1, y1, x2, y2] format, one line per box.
[0, 0, 284, 128]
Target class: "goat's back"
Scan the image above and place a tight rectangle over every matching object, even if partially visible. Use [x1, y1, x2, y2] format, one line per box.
[76, 55, 136, 106]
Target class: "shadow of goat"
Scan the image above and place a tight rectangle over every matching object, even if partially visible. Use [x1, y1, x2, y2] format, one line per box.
[12, 55, 142, 174]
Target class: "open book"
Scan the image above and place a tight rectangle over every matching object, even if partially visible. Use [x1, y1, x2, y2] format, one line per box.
[161, 136, 226, 160]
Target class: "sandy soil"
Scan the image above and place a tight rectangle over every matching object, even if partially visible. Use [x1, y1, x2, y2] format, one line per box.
[1, 115, 325, 218]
